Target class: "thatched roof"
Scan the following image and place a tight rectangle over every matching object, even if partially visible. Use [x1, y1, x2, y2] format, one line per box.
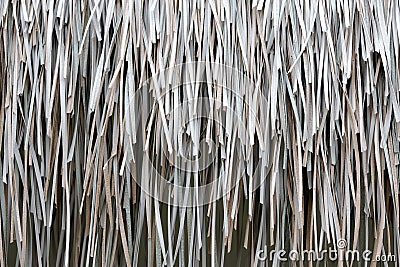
[0, 0, 399, 265]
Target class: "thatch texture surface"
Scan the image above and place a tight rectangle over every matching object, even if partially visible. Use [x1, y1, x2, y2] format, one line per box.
[1, 0, 400, 266]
